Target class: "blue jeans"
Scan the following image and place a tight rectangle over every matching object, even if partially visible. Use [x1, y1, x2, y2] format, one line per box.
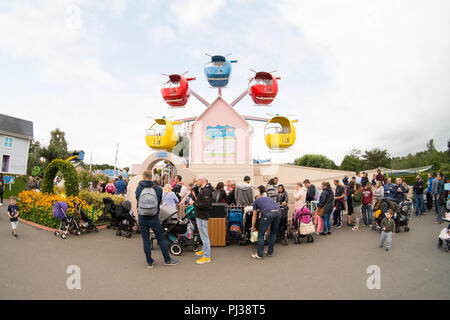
[362, 204, 373, 226]
[257, 210, 281, 258]
[196, 218, 211, 258]
[138, 214, 171, 265]
[415, 194, 425, 216]
[323, 212, 331, 233]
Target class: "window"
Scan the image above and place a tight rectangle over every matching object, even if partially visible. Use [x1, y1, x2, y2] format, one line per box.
[4, 136, 13, 149]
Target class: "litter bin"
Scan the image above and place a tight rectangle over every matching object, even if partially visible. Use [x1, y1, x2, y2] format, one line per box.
[208, 203, 227, 247]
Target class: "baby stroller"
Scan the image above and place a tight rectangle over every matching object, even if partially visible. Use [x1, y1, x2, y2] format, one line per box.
[277, 205, 289, 245]
[291, 206, 315, 244]
[226, 208, 245, 245]
[114, 200, 138, 238]
[393, 199, 411, 233]
[242, 206, 255, 244]
[437, 214, 450, 252]
[53, 201, 81, 239]
[73, 200, 98, 233]
[156, 205, 201, 256]
[103, 197, 118, 229]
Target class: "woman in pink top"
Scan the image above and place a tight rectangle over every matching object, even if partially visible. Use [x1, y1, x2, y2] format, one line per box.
[294, 182, 307, 210]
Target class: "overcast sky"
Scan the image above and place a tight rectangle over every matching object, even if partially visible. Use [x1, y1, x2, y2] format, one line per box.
[1, 0, 449, 168]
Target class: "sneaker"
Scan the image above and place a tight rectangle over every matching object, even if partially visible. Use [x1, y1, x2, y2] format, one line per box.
[264, 251, 273, 257]
[386, 247, 390, 252]
[195, 250, 204, 257]
[147, 262, 155, 269]
[352, 227, 359, 231]
[196, 256, 211, 264]
[336, 224, 342, 229]
[320, 232, 327, 236]
[164, 258, 179, 266]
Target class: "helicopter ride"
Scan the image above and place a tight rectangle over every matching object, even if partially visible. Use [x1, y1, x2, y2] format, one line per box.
[145, 116, 183, 151]
[161, 72, 196, 108]
[248, 70, 280, 105]
[264, 114, 298, 150]
[204, 53, 238, 87]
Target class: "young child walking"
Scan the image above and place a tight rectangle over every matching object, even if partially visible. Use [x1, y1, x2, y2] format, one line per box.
[380, 209, 395, 251]
[8, 196, 19, 239]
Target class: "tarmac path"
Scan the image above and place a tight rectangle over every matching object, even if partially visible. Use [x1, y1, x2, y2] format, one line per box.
[0, 200, 449, 300]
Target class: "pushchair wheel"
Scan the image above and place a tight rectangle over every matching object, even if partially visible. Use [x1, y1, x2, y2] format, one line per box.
[169, 243, 183, 256]
[94, 228, 99, 232]
[438, 239, 443, 248]
[294, 235, 299, 244]
[125, 233, 132, 238]
[282, 238, 288, 246]
[192, 244, 200, 252]
[76, 230, 82, 236]
[61, 234, 67, 239]
[404, 227, 410, 232]
[107, 225, 111, 229]
[372, 225, 376, 231]
[116, 230, 122, 236]
[54, 231, 60, 237]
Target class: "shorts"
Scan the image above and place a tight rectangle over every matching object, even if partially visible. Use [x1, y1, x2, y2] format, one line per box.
[10, 221, 19, 230]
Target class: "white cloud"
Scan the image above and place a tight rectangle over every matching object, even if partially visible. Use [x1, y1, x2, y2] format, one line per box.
[168, 0, 226, 30]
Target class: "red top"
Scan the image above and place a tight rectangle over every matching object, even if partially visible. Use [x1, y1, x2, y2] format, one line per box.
[362, 189, 373, 205]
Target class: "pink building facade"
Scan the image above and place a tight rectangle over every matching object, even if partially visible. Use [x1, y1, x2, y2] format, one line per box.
[189, 97, 252, 165]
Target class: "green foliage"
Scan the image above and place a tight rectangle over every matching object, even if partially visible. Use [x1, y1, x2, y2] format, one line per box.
[362, 148, 391, 169]
[294, 154, 338, 169]
[340, 155, 364, 172]
[78, 170, 95, 189]
[42, 159, 79, 197]
[1, 174, 27, 198]
[78, 190, 125, 213]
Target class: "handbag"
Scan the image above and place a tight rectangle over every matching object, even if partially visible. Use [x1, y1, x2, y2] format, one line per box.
[316, 206, 324, 217]
[300, 221, 316, 235]
[250, 231, 259, 243]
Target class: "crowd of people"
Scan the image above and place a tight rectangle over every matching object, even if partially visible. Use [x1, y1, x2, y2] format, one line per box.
[132, 168, 449, 267]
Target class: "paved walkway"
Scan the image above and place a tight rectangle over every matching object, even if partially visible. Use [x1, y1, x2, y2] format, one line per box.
[0, 200, 449, 300]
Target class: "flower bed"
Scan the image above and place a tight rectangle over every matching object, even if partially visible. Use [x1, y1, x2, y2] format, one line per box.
[17, 190, 125, 229]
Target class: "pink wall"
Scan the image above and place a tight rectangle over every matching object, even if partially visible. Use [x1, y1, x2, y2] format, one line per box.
[190, 97, 251, 164]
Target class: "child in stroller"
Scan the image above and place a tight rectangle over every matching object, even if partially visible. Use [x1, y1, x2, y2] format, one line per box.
[291, 206, 315, 244]
[373, 198, 411, 233]
[114, 200, 138, 238]
[277, 204, 289, 245]
[73, 200, 98, 233]
[226, 207, 245, 245]
[155, 205, 201, 256]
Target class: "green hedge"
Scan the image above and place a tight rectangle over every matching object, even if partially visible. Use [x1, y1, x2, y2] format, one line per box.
[42, 159, 79, 197]
[388, 172, 449, 186]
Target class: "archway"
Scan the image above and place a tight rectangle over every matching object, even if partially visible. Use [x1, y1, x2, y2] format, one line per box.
[42, 159, 80, 197]
[127, 152, 196, 218]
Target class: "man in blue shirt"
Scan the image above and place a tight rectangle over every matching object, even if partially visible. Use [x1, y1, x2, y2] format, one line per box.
[426, 173, 434, 211]
[384, 177, 396, 200]
[115, 176, 127, 196]
[250, 195, 281, 259]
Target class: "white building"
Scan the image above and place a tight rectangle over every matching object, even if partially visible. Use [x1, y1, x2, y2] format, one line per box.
[0, 114, 33, 175]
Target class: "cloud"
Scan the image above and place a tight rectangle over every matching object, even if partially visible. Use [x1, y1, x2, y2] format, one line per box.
[168, 0, 226, 30]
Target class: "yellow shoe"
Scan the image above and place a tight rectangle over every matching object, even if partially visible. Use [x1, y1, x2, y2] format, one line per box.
[195, 250, 204, 257]
[196, 256, 211, 264]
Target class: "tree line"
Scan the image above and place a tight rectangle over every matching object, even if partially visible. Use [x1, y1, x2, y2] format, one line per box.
[293, 139, 450, 174]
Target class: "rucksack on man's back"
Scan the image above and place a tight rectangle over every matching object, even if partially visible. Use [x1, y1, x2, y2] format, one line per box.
[138, 187, 158, 216]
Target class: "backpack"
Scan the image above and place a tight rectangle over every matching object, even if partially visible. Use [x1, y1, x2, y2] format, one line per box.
[138, 187, 158, 216]
[314, 189, 320, 201]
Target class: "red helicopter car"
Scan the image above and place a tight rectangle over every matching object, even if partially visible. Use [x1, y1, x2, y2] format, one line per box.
[161, 72, 196, 107]
[248, 70, 280, 105]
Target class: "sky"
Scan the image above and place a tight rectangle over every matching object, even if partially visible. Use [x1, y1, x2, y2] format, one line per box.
[1, 0, 449, 169]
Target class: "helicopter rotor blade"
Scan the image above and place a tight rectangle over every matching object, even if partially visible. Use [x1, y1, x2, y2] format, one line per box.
[269, 70, 277, 74]
[225, 53, 232, 57]
[205, 53, 212, 57]
[161, 73, 169, 77]
[181, 71, 189, 75]
[249, 69, 257, 73]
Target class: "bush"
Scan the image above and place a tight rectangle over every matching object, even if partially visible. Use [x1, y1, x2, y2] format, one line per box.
[42, 159, 79, 197]
[1, 174, 27, 198]
[78, 190, 125, 213]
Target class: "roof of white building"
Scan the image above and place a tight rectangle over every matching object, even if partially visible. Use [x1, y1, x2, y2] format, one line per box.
[0, 114, 33, 138]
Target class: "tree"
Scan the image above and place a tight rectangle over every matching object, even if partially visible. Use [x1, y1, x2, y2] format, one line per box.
[362, 148, 390, 169]
[294, 154, 337, 169]
[26, 138, 45, 176]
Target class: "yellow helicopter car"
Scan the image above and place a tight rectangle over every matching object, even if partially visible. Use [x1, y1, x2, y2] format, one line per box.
[264, 115, 297, 150]
[145, 117, 183, 151]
